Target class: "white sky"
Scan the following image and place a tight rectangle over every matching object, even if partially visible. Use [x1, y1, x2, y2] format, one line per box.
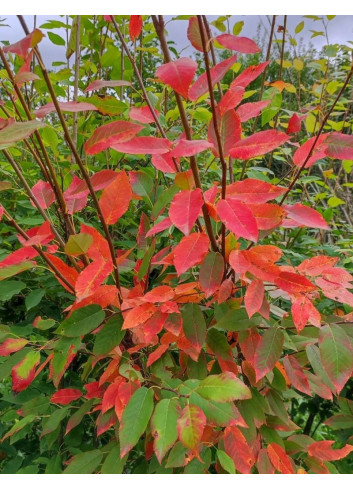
[1, 15, 353, 67]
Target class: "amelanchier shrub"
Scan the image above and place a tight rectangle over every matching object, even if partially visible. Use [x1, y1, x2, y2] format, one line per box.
[0, 14, 353, 474]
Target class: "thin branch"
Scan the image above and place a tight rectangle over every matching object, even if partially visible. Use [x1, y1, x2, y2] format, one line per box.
[17, 15, 122, 300]
[72, 15, 81, 147]
[280, 62, 353, 205]
[1, 207, 75, 293]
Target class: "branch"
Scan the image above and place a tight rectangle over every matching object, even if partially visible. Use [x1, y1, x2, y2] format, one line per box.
[1, 207, 76, 293]
[279, 62, 353, 205]
[17, 15, 123, 300]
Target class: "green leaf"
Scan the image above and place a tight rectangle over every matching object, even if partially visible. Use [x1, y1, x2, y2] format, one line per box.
[232, 21, 244, 36]
[254, 327, 284, 381]
[0, 121, 45, 149]
[130, 171, 154, 198]
[319, 324, 353, 394]
[47, 32, 66, 46]
[25, 289, 44, 310]
[189, 391, 244, 427]
[93, 314, 125, 356]
[199, 252, 224, 298]
[261, 88, 282, 126]
[0, 262, 34, 280]
[217, 449, 236, 474]
[0, 280, 25, 302]
[196, 372, 251, 402]
[41, 406, 71, 437]
[214, 301, 261, 331]
[65, 233, 93, 256]
[63, 450, 103, 474]
[151, 185, 179, 219]
[119, 387, 154, 457]
[151, 398, 179, 464]
[1, 414, 36, 443]
[101, 443, 127, 474]
[182, 304, 206, 354]
[58, 305, 105, 337]
[295, 21, 304, 34]
[177, 404, 206, 452]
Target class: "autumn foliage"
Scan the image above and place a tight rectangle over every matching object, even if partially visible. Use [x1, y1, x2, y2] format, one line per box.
[1, 14, 353, 474]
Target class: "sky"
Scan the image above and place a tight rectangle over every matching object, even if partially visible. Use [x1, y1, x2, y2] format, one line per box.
[1, 15, 353, 67]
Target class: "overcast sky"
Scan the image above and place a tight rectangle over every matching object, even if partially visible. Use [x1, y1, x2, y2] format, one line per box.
[1, 15, 353, 67]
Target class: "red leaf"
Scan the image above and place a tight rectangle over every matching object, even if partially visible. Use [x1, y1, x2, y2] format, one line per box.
[177, 404, 206, 456]
[229, 130, 289, 160]
[248, 203, 285, 230]
[291, 296, 311, 332]
[129, 105, 159, 124]
[308, 441, 353, 461]
[50, 388, 82, 405]
[43, 252, 79, 292]
[284, 204, 329, 230]
[216, 199, 258, 242]
[286, 113, 302, 134]
[84, 79, 131, 92]
[283, 355, 312, 396]
[4, 29, 44, 58]
[0, 338, 28, 356]
[147, 344, 169, 367]
[84, 120, 144, 155]
[146, 217, 172, 237]
[0, 247, 37, 269]
[31, 180, 55, 209]
[169, 188, 203, 235]
[216, 34, 260, 54]
[208, 110, 242, 158]
[129, 15, 143, 42]
[231, 61, 269, 88]
[111, 136, 171, 155]
[102, 379, 123, 413]
[189, 55, 237, 101]
[325, 132, 353, 160]
[71, 285, 120, 311]
[143, 286, 175, 303]
[292, 134, 329, 168]
[122, 303, 156, 330]
[90, 170, 118, 191]
[151, 153, 178, 173]
[244, 279, 264, 318]
[64, 176, 89, 214]
[173, 233, 210, 275]
[274, 272, 316, 294]
[170, 139, 213, 157]
[267, 443, 294, 474]
[80, 224, 110, 262]
[236, 100, 271, 122]
[218, 86, 244, 116]
[226, 178, 286, 204]
[223, 426, 254, 474]
[99, 171, 132, 225]
[187, 16, 206, 52]
[18, 221, 53, 248]
[156, 57, 197, 99]
[297, 255, 339, 277]
[75, 259, 113, 301]
[34, 101, 97, 118]
[84, 381, 105, 399]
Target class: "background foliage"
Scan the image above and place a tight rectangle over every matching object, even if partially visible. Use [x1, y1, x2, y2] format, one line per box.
[0, 14, 353, 474]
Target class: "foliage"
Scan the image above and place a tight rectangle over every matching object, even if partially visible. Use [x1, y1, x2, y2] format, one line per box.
[1, 14, 353, 474]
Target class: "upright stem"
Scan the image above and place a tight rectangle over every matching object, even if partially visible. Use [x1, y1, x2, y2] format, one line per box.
[73, 15, 81, 147]
[17, 15, 122, 299]
[197, 16, 227, 259]
[152, 15, 218, 252]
